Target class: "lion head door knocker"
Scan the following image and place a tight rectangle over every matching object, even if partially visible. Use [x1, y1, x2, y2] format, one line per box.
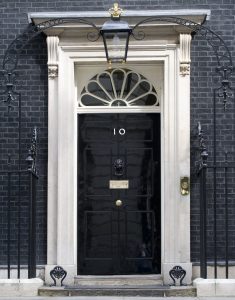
[114, 158, 124, 176]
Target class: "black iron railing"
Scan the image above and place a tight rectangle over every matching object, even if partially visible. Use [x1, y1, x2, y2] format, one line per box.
[0, 128, 38, 279]
[198, 123, 235, 279]
[0, 169, 38, 279]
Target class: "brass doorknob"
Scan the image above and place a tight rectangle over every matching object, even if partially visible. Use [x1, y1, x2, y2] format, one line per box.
[115, 199, 122, 207]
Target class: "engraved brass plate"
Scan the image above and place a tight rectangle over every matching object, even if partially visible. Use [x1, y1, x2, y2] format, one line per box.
[109, 180, 129, 189]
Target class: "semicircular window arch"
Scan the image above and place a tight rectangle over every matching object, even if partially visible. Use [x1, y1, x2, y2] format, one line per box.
[79, 68, 159, 108]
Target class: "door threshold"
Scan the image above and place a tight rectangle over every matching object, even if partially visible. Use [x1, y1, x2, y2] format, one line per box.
[74, 274, 163, 286]
[75, 274, 162, 278]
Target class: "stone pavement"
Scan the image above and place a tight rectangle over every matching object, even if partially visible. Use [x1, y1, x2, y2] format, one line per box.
[0, 297, 234, 300]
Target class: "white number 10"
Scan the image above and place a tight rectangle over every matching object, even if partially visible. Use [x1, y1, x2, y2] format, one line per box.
[114, 128, 126, 136]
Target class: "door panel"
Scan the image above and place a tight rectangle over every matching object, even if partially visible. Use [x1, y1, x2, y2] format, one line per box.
[85, 147, 112, 195]
[84, 211, 113, 258]
[126, 148, 153, 195]
[78, 113, 161, 274]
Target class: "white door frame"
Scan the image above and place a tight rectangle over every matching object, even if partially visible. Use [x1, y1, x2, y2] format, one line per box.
[45, 42, 192, 285]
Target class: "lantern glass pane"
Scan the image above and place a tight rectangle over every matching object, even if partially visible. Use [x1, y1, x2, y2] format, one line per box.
[104, 32, 129, 62]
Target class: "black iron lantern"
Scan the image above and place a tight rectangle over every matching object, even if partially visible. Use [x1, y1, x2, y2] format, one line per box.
[100, 3, 132, 63]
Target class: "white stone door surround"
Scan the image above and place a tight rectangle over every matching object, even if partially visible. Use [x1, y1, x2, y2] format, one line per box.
[44, 43, 192, 286]
[32, 10, 210, 285]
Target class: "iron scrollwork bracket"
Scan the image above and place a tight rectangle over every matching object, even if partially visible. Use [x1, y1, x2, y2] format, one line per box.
[1, 71, 18, 113]
[50, 265, 67, 287]
[169, 265, 186, 286]
[25, 127, 38, 174]
[196, 122, 208, 174]
[216, 66, 234, 110]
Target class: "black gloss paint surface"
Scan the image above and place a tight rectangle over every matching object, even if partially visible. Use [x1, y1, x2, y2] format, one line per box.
[78, 114, 161, 275]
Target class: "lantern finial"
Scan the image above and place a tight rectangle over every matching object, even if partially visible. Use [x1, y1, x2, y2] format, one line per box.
[101, 3, 131, 63]
[109, 3, 123, 19]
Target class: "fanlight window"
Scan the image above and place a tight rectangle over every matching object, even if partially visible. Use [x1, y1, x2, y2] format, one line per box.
[80, 68, 159, 107]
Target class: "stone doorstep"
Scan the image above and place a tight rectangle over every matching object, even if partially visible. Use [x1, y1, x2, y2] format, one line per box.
[74, 274, 163, 286]
[38, 285, 196, 297]
[0, 278, 44, 297]
[194, 278, 235, 297]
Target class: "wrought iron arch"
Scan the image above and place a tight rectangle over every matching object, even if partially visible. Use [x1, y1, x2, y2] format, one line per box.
[1, 16, 234, 70]
[2, 18, 100, 73]
[1, 16, 233, 109]
[132, 17, 234, 111]
[132, 16, 233, 69]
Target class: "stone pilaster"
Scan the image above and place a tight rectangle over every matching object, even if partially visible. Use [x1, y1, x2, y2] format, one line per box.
[47, 36, 59, 79]
[179, 34, 191, 76]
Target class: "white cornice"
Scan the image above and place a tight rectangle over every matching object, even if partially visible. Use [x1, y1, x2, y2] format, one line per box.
[28, 9, 210, 24]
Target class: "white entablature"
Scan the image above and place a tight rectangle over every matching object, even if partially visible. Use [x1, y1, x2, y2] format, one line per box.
[30, 9, 209, 47]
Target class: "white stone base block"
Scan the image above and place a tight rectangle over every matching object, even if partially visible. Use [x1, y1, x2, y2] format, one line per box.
[194, 278, 235, 297]
[45, 264, 76, 286]
[0, 278, 43, 296]
[216, 279, 235, 296]
[162, 263, 192, 285]
[193, 278, 215, 296]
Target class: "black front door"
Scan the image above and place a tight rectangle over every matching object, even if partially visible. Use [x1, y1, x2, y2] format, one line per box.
[78, 113, 161, 275]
